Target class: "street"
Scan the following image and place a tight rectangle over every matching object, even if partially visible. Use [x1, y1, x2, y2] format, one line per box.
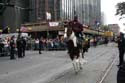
[0, 43, 119, 83]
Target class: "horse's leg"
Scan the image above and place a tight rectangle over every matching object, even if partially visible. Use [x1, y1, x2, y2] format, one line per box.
[72, 58, 78, 73]
[75, 54, 82, 72]
[79, 57, 83, 70]
[70, 54, 77, 73]
[73, 55, 81, 73]
[73, 56, 80, 73]
[82, 48, 84, 59]
[78, 52, 83, 70]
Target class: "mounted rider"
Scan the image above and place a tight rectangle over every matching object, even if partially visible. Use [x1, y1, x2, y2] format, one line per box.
[65, 16, 84, 47]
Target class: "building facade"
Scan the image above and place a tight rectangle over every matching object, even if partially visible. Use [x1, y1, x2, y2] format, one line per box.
[61, 0, 101, 28]
[0, 0, 30, 32]
[0, 0, 101, 32]
[29, 0, 61, 22]
[108, 24, 120, 36]
[29, 0, 101, 28]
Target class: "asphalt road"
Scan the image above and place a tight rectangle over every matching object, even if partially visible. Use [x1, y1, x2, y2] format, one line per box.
[0, 43, 119, 83]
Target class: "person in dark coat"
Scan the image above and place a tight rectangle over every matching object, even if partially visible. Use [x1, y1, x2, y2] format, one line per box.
[86, 38, 90, 52]
[39, 38, 42, 54]
[117, 62, 125, 83]
[10, 36, 16, 60]
[16, 37, 23, 58]
[69, 16, 84, 40]
[0, 39, 4, 56]
[21, 37, 26, 57]
[117, 32, 125, 67]
[67, 16, 84, 48]
[104, 37, 108, 45]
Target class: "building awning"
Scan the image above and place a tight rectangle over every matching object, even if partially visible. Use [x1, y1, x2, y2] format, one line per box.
[20, 22, 64, 32]
[20, 25, 64, 32]
[83, 28, 104, 36]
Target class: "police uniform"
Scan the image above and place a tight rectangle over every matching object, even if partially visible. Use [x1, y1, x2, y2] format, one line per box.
[10, 36, 16, 59]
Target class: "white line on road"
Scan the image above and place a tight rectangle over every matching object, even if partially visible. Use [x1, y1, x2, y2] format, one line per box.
[98, 54, 117, 83]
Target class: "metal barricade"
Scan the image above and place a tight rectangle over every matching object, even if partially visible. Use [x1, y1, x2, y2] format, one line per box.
[0, 47, 10, 57]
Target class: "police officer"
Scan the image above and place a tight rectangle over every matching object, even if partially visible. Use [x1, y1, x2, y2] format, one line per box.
[117, 32, 125, 67]
[39, 37, 43, 54]
[21, 37, 26, 57]
[117, 62, 125, 83]
[17, 36, 23, 58]
[10, 36, 16, 60]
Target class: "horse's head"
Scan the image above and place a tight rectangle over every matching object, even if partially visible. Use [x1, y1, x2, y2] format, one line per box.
[64, 22, 73, 38]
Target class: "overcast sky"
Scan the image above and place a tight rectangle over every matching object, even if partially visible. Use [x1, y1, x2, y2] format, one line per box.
[101, 0, 125, 25]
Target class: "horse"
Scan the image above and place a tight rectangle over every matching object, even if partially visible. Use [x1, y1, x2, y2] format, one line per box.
[64, 23, 85, 73]
[81, 38, 90, 58]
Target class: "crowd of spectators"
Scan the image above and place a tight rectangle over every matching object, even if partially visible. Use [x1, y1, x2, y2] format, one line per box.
[0, 34, 111, 57]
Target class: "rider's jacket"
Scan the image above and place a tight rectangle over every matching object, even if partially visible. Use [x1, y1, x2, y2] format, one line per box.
[69, 20, 83, 33]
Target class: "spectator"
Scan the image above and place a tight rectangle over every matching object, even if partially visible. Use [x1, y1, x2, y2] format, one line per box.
[117, 62, 125, 83]
[10, 36, 16, 60]
[17, 36, 23, 58]
[0, 38, 4, 56]
[34, 38, 39, 50]
[117, 33, 125, 67]
[39, 37, 43, 54]
[21, 37, 26, 57]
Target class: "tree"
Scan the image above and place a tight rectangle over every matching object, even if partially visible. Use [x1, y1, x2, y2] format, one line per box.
[116, 2, 125, 16]
[101, 25, 110, 31]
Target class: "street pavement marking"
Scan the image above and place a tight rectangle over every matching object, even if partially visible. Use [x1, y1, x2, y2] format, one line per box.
[98, 54, 117, 83]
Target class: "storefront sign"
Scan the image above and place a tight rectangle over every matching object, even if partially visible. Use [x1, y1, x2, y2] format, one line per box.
[49, 22, 59, 27]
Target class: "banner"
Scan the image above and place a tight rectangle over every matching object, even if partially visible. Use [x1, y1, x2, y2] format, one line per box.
[49, 22, 59, 27]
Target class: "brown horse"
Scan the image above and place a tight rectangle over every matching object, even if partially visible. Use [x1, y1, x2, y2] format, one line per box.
[81, 39, 90, 58]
